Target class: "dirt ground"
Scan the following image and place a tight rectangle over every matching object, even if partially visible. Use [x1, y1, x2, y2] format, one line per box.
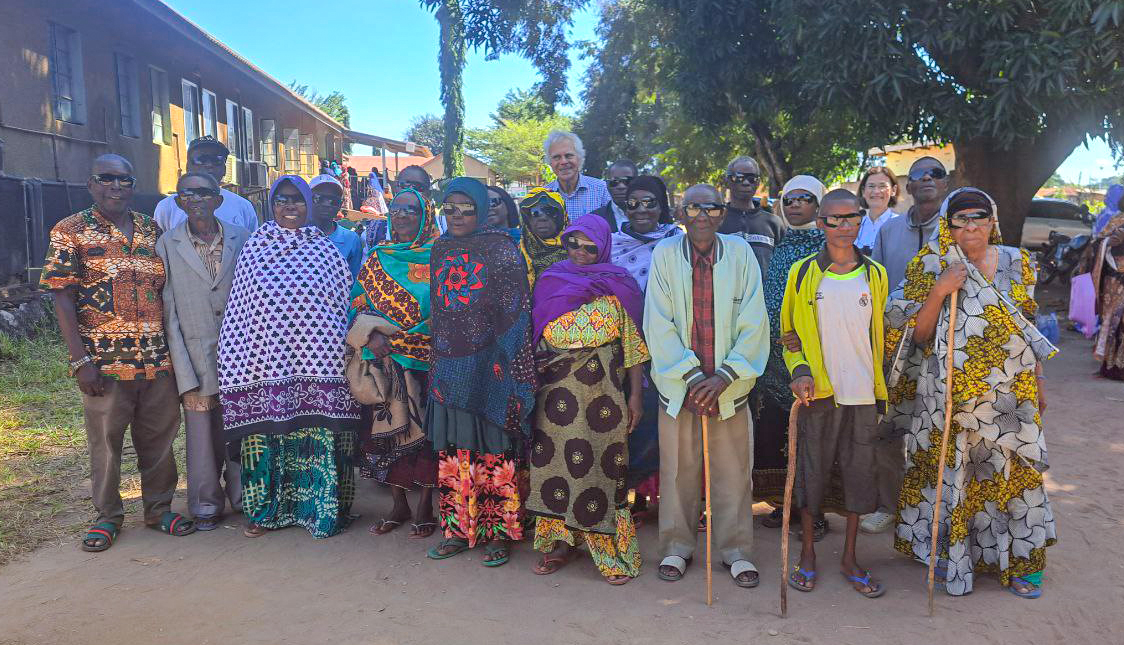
[1, 327, 1122, 645]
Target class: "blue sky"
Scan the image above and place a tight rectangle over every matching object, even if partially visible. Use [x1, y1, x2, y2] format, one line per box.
[164, 0, 1117, 183]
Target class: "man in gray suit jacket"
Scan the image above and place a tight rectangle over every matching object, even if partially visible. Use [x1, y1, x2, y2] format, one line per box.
[156, 172, 251, 530]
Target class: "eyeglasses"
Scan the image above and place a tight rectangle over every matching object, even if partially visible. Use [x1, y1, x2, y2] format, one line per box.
[607, 177, 633, 188]
[522, 206, 561, 220]
[726, 172, 759, 185]
[907, 166, 948, 182]
[782, 195, 817, 207]
[190, 154, 228, 166]
[91, 173, 136, 187]
[948, 211, 992, 229]
[388, 205, 421, 218]
[176, 187, 219, 200]
[398, 180, 430, 193]
[626, 196, 659, 211]
[562, 236, 599, 255]
[273, 194, 306, 206]
[442, 202, 476, 217]
[820, 212, 863, 228]
[488, 197, 503, 208]
[683, 202, 726, 219]
[312, 194, 344, 207]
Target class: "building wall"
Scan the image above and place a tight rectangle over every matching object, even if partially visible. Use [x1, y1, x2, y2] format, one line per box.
[0, 0, 343, 198]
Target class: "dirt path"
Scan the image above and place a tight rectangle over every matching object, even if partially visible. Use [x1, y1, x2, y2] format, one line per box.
[2, 328, 1122, 645]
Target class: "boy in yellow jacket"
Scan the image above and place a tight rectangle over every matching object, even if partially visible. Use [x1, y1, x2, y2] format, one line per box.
[780, 189, 889, 598]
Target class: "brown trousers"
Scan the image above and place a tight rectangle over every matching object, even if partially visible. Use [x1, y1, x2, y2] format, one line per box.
[82, 375, 181, 527]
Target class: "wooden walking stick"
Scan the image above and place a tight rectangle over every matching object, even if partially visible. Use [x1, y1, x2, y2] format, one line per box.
[702, 413, 713, 607]
[780, 400, 801, 618]
[927, 289, 959, 616]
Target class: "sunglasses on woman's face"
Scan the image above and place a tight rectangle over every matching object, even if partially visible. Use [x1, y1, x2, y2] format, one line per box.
[626, 196, 659, 211]
[488, 196, 503, 208]
[442, 202, 476, 217]
[607, 177, 633, 188]
[562, 236, 599, 255]
[948, 211, 992, 229]
[91, 173, 136, 187]
[907, 166, 948, 182]
[683, 202, 726, 219]
[782, 195, 817, 207]
[273, 193, 306, 206]
[819, 212, 863, 228]
[388, 205, 421, 218]
[177, 187, 219, 200]
[726, 171, 759, 185]
[522, 206, 560, 220]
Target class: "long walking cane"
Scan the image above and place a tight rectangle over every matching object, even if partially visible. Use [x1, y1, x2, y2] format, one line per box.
[927, 290, 959, 616]
[702, 414, 713, 606]
[780, 400, 801, 618]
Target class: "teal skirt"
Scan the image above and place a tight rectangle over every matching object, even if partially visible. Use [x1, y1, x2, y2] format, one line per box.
[240, 429, 356, 538]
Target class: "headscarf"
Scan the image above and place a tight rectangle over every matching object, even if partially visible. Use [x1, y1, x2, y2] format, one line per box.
[1094, 184, 1123, 235]
[218, 176, 360, 442]
[488, 185, 521, 229]
[532, 214, 646, 344]
[884, 187, 1056, 467]
[610, 176, 681, 291]
[268, 174, 314, 216]
[519, 187, 571, 286]
[625, 175, 671, 223]
[780, 175, 825, 231]
[349, 187, 438, 371]
[429, 177, 536, 439]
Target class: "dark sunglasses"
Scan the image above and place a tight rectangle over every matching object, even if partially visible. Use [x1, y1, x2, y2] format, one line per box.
[820, 212, 863, 228]
[562, 236, 599, 255]
[312, 194, 344, 207]
[91, 173, 136, 187]
[522, 206, 561, 220]
[948, 211, 992, 229]
[388, 205, 421, 218]
[782, 195, 817, 207]
[442, 202, 476, 217]
[176, 187, 219, 200]
[607, 177, 633, 188]
[907, 166, 948, 182]
[488, 196, 503, 208]
[683, 202, 726, 219]
[726, 171, 759, 185]
[398, 180, 430, 192]
[191, 153, 228, 166]
[626, 196, 659, 211]
[273, 193, 306, 206]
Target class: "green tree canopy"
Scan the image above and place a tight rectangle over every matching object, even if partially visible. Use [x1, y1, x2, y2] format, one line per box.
[403, 114, 445, 155]
[468, 92, 572, 185]
[288, 82, 352, 153]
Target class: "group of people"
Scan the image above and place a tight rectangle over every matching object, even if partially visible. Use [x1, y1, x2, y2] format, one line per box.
[40, 128, 1057, 600]
[1078, 184, 1124, 380]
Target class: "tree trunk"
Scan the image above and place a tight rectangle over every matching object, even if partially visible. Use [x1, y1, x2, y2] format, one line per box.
[749, 121, 793, 197]
[954, 125, 1087, 245]
[437, 0, 466, 179]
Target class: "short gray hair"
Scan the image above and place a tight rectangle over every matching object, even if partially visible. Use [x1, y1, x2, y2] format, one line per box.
[726, 155, 759, 173]
[543, 130, 586, 167]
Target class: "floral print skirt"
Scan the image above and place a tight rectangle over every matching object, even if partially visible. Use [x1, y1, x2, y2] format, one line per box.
[534, 510, 641, 579]
[436, 449, 527, 548]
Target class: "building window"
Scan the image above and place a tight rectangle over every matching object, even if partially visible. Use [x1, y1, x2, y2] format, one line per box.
[49, 23, 87, 124]
[300, 134, 315, 176]
[114, 53, 140, 137]
[242, 107, 256, 161]
[283, 128, 300, 173]
[225, 100, 242, 160]
[202, 90, 218, 138]
[181, 79, 201, 144]
[261, 119, 277, 168]
[149, 66, 171, 145]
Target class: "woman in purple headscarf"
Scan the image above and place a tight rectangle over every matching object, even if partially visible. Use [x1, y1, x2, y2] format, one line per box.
[526, 214, 649, 584]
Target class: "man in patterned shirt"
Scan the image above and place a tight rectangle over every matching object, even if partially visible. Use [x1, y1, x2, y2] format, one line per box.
[543, 131, 611, 218]
[40, 154, 195, 552]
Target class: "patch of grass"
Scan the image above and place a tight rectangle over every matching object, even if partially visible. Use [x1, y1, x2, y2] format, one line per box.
[0, 327, 186, 565]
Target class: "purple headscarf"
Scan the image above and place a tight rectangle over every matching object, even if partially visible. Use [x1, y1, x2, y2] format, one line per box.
[531, 214, 645, 344]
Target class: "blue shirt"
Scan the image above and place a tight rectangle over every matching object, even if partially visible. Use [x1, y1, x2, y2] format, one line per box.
[326, 224, 364, 279]
[545, 174, 612, 219]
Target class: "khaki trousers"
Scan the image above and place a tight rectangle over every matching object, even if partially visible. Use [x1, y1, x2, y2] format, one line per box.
[658, 405, 754, 565]
[82, 375, 180, 527]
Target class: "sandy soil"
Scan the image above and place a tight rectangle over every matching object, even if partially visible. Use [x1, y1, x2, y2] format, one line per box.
[1, 328, 1122, 645]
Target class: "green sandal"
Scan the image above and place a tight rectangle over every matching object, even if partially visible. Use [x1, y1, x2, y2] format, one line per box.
[427, 537, 469, 560]
[149, 511, 196, 536]
[81, 521, 119, 552]
[482, 540, 510, 567]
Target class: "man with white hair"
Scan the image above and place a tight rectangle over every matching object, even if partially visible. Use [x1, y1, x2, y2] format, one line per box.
[543, 130, 611, 218]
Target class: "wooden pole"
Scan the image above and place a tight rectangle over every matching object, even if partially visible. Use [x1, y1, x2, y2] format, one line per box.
[927, 289, 959, 616]
[702, 414, 713, 607]
[780, 400, 801, 618]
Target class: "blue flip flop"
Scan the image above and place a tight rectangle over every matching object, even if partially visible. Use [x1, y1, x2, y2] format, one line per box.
[1008, 576, 1042, 599]
[788, 566, 816, 592]
[843, 570, 886, 598]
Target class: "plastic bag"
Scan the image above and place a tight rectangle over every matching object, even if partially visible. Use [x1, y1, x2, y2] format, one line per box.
[1068, 273, 1098, 339]
[1035, 312, 1059, 345]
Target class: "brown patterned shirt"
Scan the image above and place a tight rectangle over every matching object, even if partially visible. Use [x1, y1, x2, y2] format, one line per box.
[39, 207, 171, 380]
[187, 218, 224, 281]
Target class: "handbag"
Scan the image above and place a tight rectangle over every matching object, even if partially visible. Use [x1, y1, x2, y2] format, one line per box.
[344, 314, 401, 404]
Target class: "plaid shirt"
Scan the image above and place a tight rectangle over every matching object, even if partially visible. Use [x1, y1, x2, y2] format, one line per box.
[689, 243, 716, 377]
[545, 174, 611, 218]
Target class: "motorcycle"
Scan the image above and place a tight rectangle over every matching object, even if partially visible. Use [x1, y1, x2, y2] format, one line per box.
[1037, 230, 1090, 286]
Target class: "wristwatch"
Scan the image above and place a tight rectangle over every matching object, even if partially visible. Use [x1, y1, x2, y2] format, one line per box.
[69, 355, 93, 376]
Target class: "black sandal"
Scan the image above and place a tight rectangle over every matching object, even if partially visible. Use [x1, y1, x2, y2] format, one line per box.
[149, 512, 196, 536]
[81, 522, 118, 552]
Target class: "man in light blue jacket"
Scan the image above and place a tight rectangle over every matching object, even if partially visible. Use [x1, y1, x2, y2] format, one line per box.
[644, 183, 770, 589]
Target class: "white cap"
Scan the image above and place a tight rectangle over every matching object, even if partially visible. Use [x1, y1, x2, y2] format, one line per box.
[781, 175, 825, 203]
[309, 174, 344, 193]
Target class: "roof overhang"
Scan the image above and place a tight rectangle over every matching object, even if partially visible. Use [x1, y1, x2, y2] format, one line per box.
[343, 130, 432, 156]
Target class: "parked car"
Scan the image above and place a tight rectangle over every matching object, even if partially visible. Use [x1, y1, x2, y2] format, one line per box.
[1022, 198, 1094, 249]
